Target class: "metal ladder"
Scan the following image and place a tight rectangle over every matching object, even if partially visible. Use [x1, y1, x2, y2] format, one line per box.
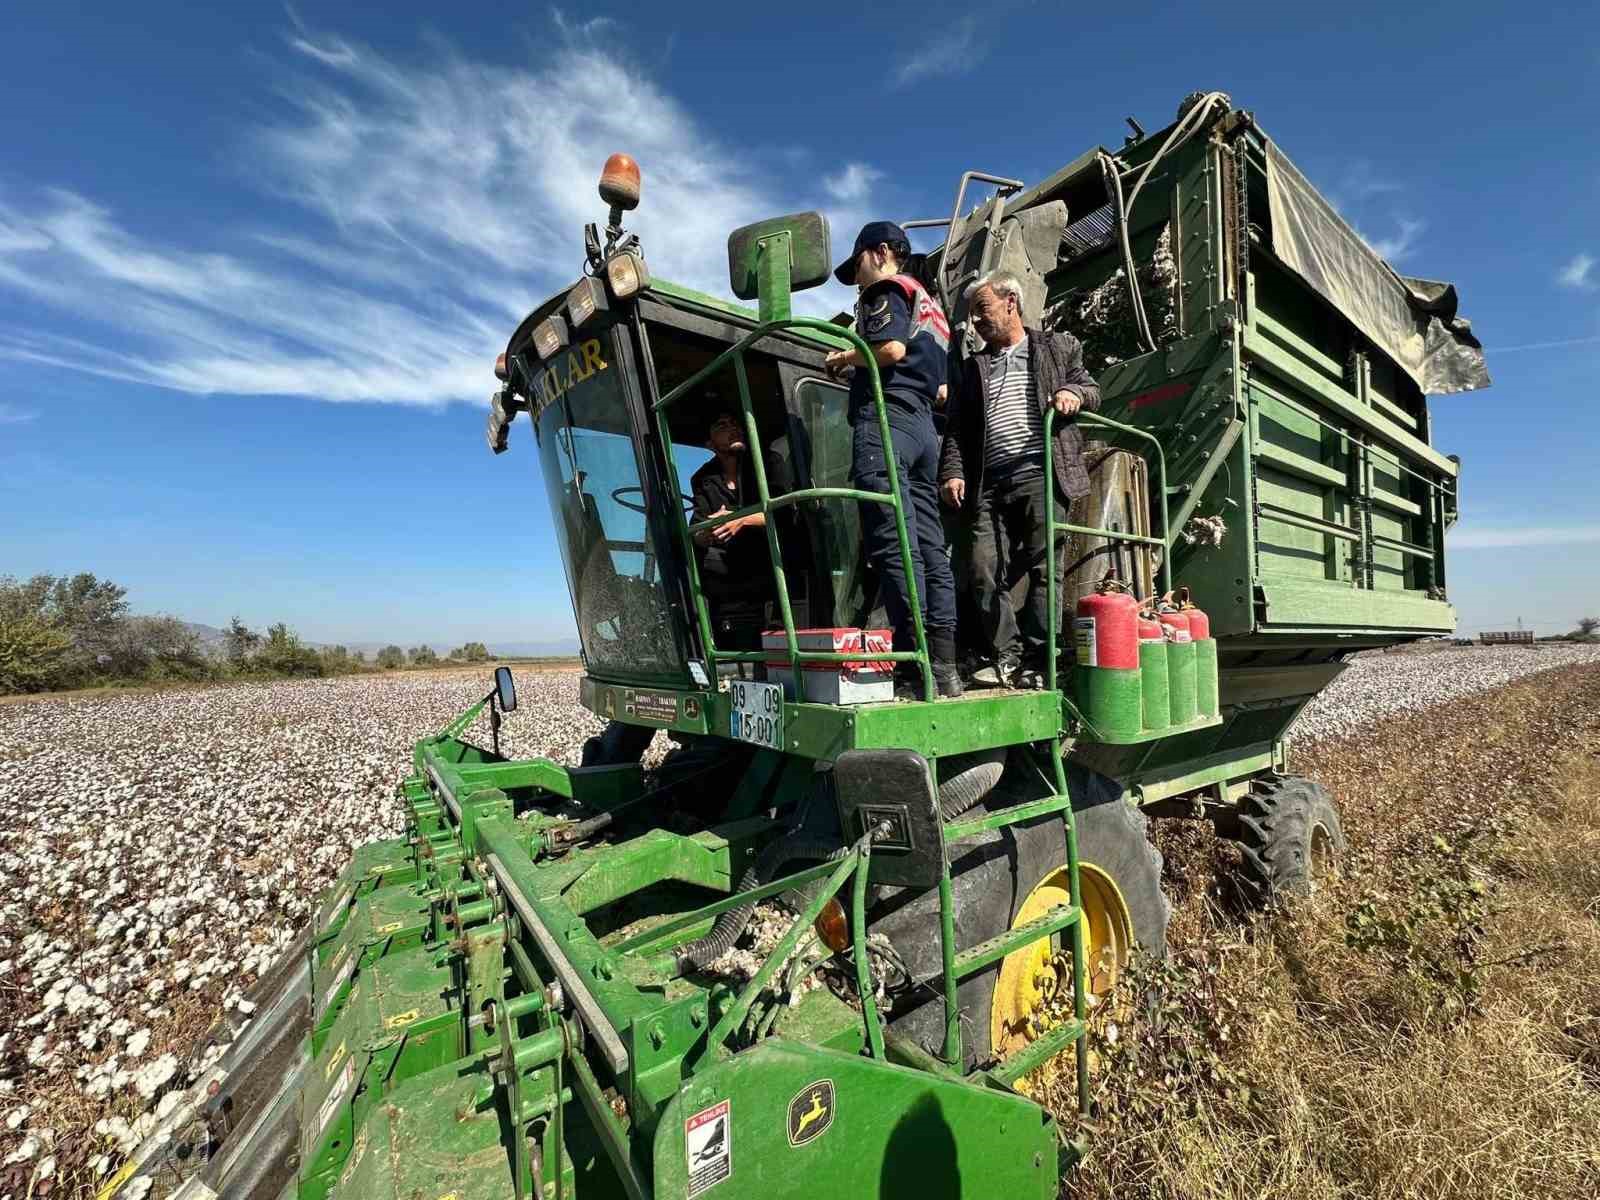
[936, 733, 1091, 1105]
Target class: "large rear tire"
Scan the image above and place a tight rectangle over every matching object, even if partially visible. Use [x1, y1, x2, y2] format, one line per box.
[877, 764, 1170, 1068]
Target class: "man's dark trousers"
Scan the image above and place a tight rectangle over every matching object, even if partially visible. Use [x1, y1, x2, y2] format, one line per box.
[852, 414, 956, 651]
[969, 471, 1064, 670]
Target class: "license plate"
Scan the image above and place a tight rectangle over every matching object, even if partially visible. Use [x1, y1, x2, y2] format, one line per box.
[729, 680, 784, 749]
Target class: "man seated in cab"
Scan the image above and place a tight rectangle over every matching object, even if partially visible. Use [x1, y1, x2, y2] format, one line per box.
[581, 410, 791, 769]
[939, 269, 1101, 689]
[690, 410, 792, 654]
[822, 221, 962, 699]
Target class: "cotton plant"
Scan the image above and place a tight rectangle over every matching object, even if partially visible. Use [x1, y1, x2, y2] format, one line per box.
[0, 669, 606, 1185]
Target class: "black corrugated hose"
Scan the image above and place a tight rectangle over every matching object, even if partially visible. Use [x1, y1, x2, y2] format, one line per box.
[675, 751, 1006, 972]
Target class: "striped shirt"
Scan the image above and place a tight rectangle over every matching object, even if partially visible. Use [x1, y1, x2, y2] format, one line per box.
[982, 334, 1044, 479]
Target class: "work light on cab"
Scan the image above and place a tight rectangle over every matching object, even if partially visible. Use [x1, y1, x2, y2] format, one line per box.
[567, 276, 609, 328]
[532, 313, 570, 360]
[605, 250, 649, 298]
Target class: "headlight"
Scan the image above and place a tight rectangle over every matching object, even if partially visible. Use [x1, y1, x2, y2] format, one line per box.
[567, 277, 608, 328]
[532, 314, 570, 359]
[486, 387, 523, 455]
[605, 251, 649, 299]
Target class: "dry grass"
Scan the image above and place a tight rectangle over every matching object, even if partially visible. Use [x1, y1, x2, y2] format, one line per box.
[1056, 664, 1600, 1200]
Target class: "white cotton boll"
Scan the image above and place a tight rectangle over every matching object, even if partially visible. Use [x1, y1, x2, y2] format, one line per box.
[155, 1091, 182, 1120]
[121, 1174, 155, 1199]
[4, 1135, 37, 1164]
[34, 1154, 56, 1180]
[5, 1106, 29, 1130]
[125, 1028, 150, 1058]
[134, 1054, 178, 1099]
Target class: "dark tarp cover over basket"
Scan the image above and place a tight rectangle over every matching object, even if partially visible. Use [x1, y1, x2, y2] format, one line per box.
[1263, 140, 1490, 396]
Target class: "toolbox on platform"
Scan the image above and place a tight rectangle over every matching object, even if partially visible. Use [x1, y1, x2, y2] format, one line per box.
[762, 627, 894, 704]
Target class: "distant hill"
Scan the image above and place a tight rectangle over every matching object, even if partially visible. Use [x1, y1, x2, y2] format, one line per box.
[178, 622, 576, 660]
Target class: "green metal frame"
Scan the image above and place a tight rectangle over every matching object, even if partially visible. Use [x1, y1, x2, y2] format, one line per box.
[1042, 405, 1173, 697]
[652, 316, 935, 700]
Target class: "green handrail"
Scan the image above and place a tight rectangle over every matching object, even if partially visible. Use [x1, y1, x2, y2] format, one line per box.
[1043, 407, 1173, 695]
[653, 317, 934, 701]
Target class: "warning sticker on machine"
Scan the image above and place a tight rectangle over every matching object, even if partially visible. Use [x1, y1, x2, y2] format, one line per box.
[316, 1056, 356, 1138]
[684, 1099, 731, 1197]
[1074, 617, 1097, 667]
[320, 948, 356, 1014]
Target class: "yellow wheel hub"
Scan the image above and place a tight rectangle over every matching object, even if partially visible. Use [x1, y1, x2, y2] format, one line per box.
[990, 862, 1133, 1060]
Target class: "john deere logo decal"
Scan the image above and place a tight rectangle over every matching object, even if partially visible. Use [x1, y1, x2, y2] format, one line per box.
[786, 1079, 835, 1147]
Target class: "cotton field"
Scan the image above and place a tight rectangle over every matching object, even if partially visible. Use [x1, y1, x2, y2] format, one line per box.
[2, 647, 1599, 1195]
[1291, 642, 1600, 741]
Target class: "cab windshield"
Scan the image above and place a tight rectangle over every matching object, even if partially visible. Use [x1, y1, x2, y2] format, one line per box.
[532, 330, 688, 681]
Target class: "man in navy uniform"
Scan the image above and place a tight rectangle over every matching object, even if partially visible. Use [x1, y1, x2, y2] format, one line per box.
[823, 221, 962, 698]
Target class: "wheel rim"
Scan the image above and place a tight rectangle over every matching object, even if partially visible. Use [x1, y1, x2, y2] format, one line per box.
[990, 862, 1134, 1060]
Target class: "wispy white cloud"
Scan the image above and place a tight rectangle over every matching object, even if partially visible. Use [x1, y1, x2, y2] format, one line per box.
[0, 401, 37, 424]
[1494, 333, 1600, 354]
[0, 16, 877, 406]
[1336, 160, 1403, 202]
[1558, 252, 1596, 290]
[1449, 524, 1600, 549]
[1367, 216, 1425, 262]
[824, 163, 884, 204]
[892, 17, 984, 88]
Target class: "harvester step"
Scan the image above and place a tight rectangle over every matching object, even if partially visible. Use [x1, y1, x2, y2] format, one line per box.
[990, 1017, 1086, 1086]
[944, 793, 1071, 842]
[951, 903, 1079, 980]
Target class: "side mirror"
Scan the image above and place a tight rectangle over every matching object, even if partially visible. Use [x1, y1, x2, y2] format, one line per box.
[494, 666, 518, 713]
[727, 211, 831, 323]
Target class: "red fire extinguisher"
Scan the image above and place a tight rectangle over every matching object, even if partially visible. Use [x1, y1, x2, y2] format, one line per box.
[1138, 608, 1170, 733]
[1177, 587, 1218, 719]
[1073, 577, 1141, 738]
[1158, 593, 1198, 725]
[1074, 579, 1139, 669]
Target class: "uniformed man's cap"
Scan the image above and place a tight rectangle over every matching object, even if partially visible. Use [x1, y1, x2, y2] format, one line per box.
[834, 221, 910, 286]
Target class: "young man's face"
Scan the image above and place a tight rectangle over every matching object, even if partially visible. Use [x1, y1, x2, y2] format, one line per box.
[707, 414, 746, 454]
[854, 244, 897, 290]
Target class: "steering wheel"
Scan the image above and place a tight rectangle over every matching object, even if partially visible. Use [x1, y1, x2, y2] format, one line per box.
[611, 485, 696, 515]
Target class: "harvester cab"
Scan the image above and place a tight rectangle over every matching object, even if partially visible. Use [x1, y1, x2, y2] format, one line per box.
[146, 94, 1486, 1200]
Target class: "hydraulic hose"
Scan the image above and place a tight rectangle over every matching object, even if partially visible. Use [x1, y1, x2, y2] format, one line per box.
[677, 834, 850, 973]
[936, 750, 1007, 821]
[675, 752, 1007, 973]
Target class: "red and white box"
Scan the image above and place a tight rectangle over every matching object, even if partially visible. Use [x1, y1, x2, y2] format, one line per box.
[762, 627, 894, 705]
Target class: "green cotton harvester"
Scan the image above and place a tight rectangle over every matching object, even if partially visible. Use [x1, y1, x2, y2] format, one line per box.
[117, 92, 1487, 1200]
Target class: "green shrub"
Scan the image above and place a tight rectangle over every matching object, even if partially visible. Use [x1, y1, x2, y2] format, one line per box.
[0, 613, 74, 693]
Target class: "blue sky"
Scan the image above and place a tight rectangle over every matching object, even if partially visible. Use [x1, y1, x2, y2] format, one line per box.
[2, 2, 1597, 646]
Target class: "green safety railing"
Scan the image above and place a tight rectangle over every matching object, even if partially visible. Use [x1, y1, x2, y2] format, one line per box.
[649, 343, 1180, 1116]
[653, 319, 935, 700]
[619, 762, 1089, 1107]
[1043, 407, 1174, 695]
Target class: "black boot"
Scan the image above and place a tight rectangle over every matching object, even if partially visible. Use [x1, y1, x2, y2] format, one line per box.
[928, 631, 964, 699]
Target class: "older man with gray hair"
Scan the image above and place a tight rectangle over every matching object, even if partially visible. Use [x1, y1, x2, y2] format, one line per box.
[938, 268, 1101, 687]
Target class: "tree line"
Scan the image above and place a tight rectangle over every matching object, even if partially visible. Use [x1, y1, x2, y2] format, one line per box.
[0, 572, 496, 695]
